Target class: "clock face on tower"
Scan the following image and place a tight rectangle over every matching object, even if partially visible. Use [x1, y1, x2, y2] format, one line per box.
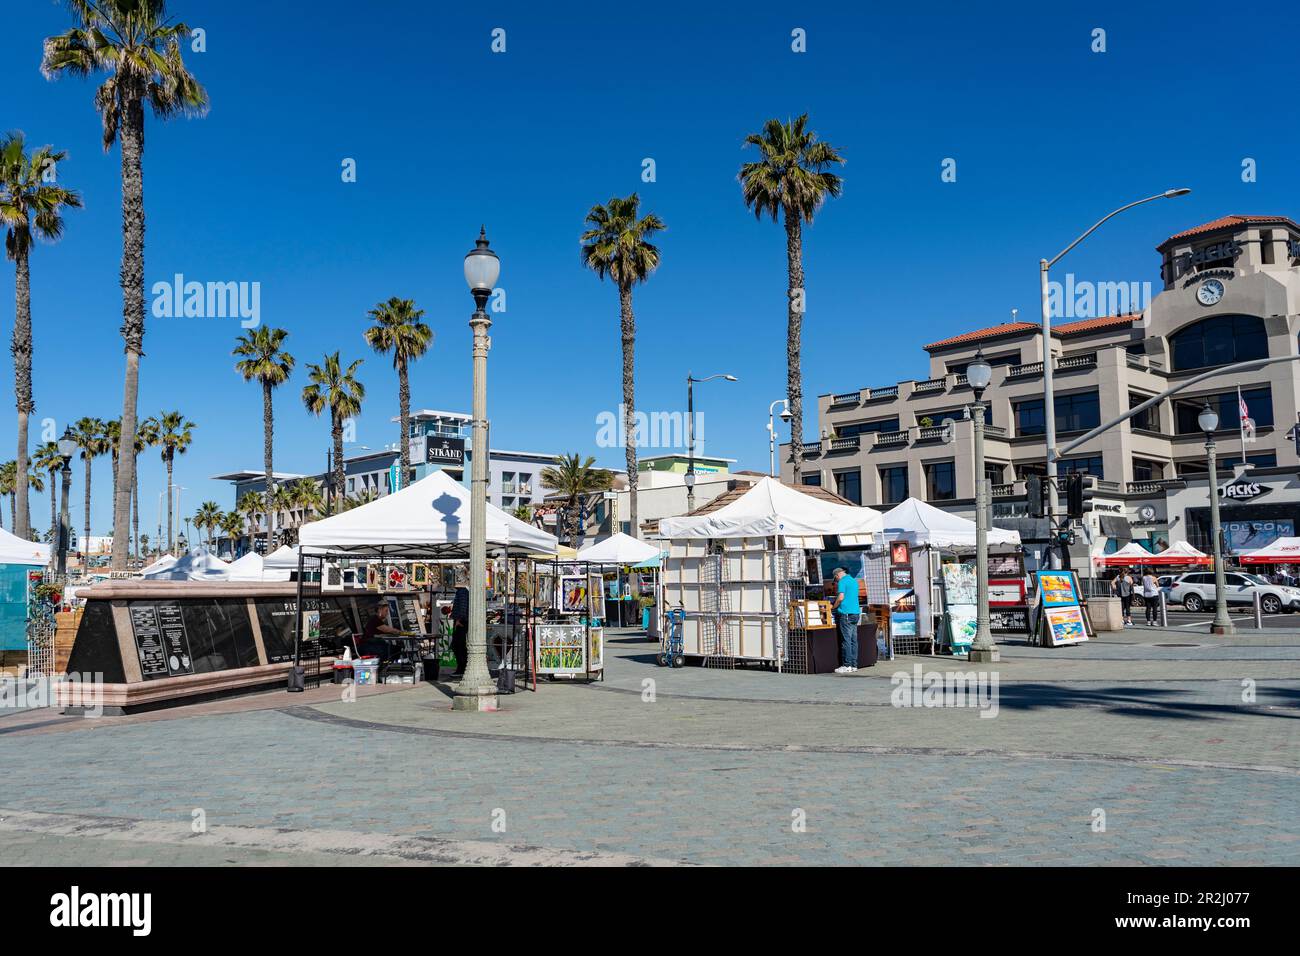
[1196, 278, 1225, 306]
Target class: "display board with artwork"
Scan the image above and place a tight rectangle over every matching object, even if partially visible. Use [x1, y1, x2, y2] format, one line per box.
[1033, 570, 1089, 646]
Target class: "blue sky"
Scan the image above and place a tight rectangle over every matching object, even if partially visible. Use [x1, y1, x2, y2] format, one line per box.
[2, 0, 1297, 537]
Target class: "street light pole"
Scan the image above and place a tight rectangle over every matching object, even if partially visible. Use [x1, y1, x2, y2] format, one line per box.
[1038, 188, 1191, 568]
[767, 399, 791, 477]
[685, 372, 737, 511]
[965, 351, 998, 663]
[454, 227, 501, 713]
[1199, 401, 1235, 635]
[57, 428, 75, 579]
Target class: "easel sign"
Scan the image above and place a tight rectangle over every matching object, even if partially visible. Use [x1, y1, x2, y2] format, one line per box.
[1033, 570, 1089, 646]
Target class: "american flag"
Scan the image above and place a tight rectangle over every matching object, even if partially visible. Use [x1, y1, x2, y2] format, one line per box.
[1239, 389, 1256, 442]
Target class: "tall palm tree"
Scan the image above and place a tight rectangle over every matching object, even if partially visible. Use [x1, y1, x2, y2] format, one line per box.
[0, 132, 82, 540]
[0, 461, 14, 529]
[302, 352, 364, 515]
[233, 326, 294, 547]
[540, 453, 614, 545]
[34, 440, 63, 545]
[193, 500, 221, 549]
[43, 0, 209, 573]
[739, 114, 845, 481]
[135, 415, 159, 559]
[364, 298, 431, 489]
[70, 416, 107, 558]
[580, 194, 665, 539]
[236, 491, 262, 549]
[154, 411, 194, 551]
[219, 510, 244, 556]
[288, 478, 324, 538]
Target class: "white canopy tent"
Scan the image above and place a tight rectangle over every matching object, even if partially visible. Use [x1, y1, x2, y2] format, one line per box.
[576, 532, 662, 565]
[1241, 536, 1300, 565]
[263, 544, 300, 570]
[0, 527, 51, 565]
[298, 470, 558, 557]
[141, 551, 232, 581]
[138, 553, 177, 576]
[226, 551, 293, 582]
[659, 477, 884, 540]
[1151, 540, 1211, 565]
[880, 497, 1021, 549]
[1100, 541, 1158, 567]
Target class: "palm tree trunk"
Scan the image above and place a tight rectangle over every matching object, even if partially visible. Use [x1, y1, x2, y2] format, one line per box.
[13, 246, 33, 540]
[617, 283, 639, 538]
[783, 208, 805, 483]
[132, 464, 140, 560]
[262, 378, 274, 549]
[83, 455, 92, 562]
[166, 452, 174, 551]
[110, 89, 146, 573]
[8, 493, 14, 530]
[398, 358, 410, 489]
[332, 413, 345, 515]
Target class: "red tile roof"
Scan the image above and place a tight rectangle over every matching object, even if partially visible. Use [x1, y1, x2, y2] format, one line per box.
[923, 322, 1038, 350]
[1160, 215, 1298, 247]
[1054, 313, 1142, 336]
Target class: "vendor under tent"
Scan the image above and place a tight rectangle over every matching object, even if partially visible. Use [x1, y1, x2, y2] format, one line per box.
[1100, 542, 1158, 567]
[292, 470, 560, 690]
[576, 532, 663, 628]
[140, 551, 232, 581]
[657, 477, 885, 673]
[1150, 541, 1212, 566]
[1239, 536, 1300, 565]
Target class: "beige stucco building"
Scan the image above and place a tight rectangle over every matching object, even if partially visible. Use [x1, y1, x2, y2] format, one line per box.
[781, 215, 1300, 567]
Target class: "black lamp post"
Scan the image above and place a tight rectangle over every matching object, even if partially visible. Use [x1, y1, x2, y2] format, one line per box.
[56, 427, 75, 579]
[685, 372, 736, 511]
[1199, 400, 1235, 635]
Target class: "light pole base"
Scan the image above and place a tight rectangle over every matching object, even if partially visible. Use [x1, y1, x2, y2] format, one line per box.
[1210, 622, 1235, 636]
[967, 648, 1000, 663]
[452, 691, 499, 712]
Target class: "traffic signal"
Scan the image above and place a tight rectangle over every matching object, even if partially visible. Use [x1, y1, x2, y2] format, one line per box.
[1026, 475, 1044, 518]
[1066, 473, 1085, 519]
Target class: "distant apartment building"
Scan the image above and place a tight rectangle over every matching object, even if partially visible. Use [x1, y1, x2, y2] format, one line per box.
[782, 215, 1300, 566]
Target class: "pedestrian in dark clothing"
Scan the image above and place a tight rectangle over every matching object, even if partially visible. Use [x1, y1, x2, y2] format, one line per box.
[451, 585, 470, 676]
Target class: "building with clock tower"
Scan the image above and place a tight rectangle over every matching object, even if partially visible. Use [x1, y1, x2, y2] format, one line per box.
[781, 214, 1300, 569]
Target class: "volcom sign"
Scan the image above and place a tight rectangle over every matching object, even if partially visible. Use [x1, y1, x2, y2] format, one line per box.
[1219, 479, 1271, 502]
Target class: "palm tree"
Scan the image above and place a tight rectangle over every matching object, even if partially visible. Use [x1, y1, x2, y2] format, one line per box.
[739, 114, 845, 481]
[540, 453, 614, 545]
[219, 511, 244, 556]
[340, 489, 379, 512]
[0, 461, 14, 529]
[363, 298, 432, 489]
[70, 416, 107, 559]
[288, 478, 324, 537]
[154, 411, 195, 551]
[193, 500, 221, 549]
[2, 133, 81, 542]
[135, 415, 159, 559]
[580, 194, 665, 539]
[302, 352, 364, 515]
[233, 326, 294, 547]
[34, 440, 63, 545]
[236, 491, 262, 548]
[103, 417, 121, 533]
[43, 1, 209, 573]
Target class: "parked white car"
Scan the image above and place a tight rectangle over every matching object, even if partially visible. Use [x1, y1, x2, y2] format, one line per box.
[1166, 571, 1300, 614]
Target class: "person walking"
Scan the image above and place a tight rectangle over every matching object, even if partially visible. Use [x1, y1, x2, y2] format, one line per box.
[831, 567, 861, 674]
[450, 583, 470, 678]
[1140, 568, 1160, 626]
[1112, 568, 1135, 627]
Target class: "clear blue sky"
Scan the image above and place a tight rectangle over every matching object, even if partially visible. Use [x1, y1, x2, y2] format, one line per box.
[2, 0, 1297, 537]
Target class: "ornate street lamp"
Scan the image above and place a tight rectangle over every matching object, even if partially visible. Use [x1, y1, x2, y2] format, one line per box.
[454, 227, 501, 712]
[1199, 400, 1235, 635]
[768, 399, 792, 477]
[965, 350, 999, 662]
[56, 427, 75, 579]
[685, 372, 736, 511]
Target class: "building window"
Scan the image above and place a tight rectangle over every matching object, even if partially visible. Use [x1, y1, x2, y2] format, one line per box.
[1017, 462, 1047, 479]
[1169, 315, 1268, 372]
[1132, 458, 1163, 482]
[347, 478, 355, 494]
[802, 473, 822, 487]
[834, 469, 862, 505]
[1177, 453, 1277, 476]
[984, 463, 1005, 486]
[1175, 387, 1273, 434]
[879, 466, 908, 504]
[1014, 392, 1099, 436]
[1129, 392, 1159, 432]
[1058, 456, 1104, 478]
[923, 406, 987, 426]
[924, 461, 955, 501]
[838, 418, 899, 437]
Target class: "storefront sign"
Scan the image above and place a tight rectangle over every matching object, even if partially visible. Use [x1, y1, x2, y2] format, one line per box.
[425, 436, 465, 467]
[1218, 479, 1271, 502]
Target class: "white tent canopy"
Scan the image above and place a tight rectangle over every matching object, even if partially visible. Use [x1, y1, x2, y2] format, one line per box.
[225, 551, 293, 582]
[658, 477, 884, 540]
[262, 544, 300, 570]
[1100, 541, 1157, 565]
[298, 470, 558, 557]
[141, 551, 232, 581]
[881, 497, 1020, 548]
[576, 532, 662, 565]
[139, 553, 177, 576]
[1241, 536, 1300, 564]
[1155, 540, 1209, 561]
[0, 527, 51, 565]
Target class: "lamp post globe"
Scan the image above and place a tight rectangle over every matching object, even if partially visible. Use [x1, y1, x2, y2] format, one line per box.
[1198, 402, 1219, 435]
[1199, 401, 1234, 635]
[454, 227, 502, 712]
[966, 349, 993, 397]
[966, 349, 998, 662]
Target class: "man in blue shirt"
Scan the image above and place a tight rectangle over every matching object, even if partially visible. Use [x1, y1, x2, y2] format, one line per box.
[832, 567, 861, 673]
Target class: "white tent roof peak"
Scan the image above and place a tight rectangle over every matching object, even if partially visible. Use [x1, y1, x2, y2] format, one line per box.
[0, 526, 51, 565]
[881, 497, 1020, 548]
[659, 476, 884, 540]
[263, 544, 300, 569]
[576, 532, 661, 565]
[1159, 541, 1207, 558]
[298, 469, 557, 556]
[141, 551, 232, 581]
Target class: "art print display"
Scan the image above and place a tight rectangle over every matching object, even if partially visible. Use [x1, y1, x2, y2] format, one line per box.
[560, 575, 589, 614]
[889, 541, 911, 566]
[1044, 606, 1088, 646]
[989, 608, 1029, 632]
[1036, 571, 1079, 607]
[411, 563, 430, 588]
[946, 605, 978, 647]
[891, 611, 917, 637]
[889, 567, 913, 589]
[987, 553, 1024, 578]
[940, 562, 977, 605]
[385, 565, 408, 590]
[536, 623, 586, 673]
[365, 565, 381, 590]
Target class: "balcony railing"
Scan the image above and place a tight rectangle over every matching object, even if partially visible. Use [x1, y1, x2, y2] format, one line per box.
[828, 436, 860, 452]
[913, 378, 946, 393]
[984, 424, 1007, 437]
[1057, 352, 1097, 371]
[991, 483, 1016, 498]
[1007, 361, 1044, 378]
[875, 430, 909, 446]
[800, 441, 823, 455]
[916, 426, 946, 441]
[829, 391, 861, 407]
[865, 385, 899, 401]
[1126, 480, 1166, 494]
